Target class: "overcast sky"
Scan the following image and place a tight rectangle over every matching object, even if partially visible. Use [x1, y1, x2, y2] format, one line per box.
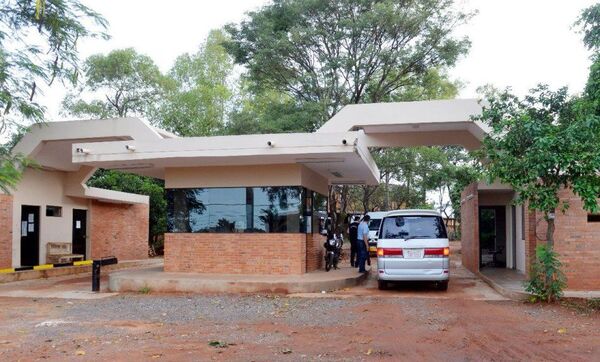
[42, 0, 597, 120]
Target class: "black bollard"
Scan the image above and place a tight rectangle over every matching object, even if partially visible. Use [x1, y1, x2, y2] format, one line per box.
[91, 256, 118, 292]
[92, 260, 101, 292]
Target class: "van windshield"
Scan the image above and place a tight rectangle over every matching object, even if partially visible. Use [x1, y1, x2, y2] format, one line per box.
[368, 218, 381, 231]
[380, 215, 447, 239]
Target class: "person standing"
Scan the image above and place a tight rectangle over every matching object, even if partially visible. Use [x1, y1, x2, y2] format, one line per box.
[348, 216, 360, 267]
[356, 215, 370, 273]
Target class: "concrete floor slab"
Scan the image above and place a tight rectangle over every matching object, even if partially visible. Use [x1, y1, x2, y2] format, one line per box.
[109, 265, 370, 294]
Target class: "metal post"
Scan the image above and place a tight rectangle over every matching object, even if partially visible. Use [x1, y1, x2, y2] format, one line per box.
[92, 260, 101, 292]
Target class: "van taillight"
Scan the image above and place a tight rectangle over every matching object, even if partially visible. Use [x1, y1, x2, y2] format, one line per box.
[424, 247, 450, 258]
[377, 248, 403, 257]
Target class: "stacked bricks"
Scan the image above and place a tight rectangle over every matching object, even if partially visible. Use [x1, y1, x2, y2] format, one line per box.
[0, 194, 12, 268]
[89, 200, 149, 261]
[460, 182, 480, 274]
[164, 233, 306, 275]
[306, 233, 325, 272]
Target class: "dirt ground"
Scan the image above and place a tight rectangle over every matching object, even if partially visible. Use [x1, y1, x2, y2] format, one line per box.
[0, 254, 598, 361]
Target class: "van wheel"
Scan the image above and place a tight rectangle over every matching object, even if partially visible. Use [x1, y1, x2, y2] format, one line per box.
[378, 280, 388, 290]
[436, 280, 449, 291]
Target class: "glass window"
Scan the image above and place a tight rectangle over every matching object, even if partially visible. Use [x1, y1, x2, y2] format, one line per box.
[368, 218, 381, 231]
[46, 205, 62, 217]
[380, 215, 447, 239]
[312, 192, 328, 234]
[167, 186, 314, 234]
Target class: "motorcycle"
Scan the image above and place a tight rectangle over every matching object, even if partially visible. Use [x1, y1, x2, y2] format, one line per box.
[324, 233, 343, 271]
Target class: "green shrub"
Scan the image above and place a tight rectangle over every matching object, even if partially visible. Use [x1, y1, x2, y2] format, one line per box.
[525, 244, 566, 302]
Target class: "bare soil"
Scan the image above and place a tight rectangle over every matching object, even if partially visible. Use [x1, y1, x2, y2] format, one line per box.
[0, 253, 598, 361]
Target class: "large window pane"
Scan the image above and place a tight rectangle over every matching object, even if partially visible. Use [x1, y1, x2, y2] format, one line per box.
[312, 192, 328, 234]
[253, 187, 303, 233]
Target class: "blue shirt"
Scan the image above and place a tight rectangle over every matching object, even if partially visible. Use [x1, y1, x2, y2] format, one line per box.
[357, 221, 370, 241]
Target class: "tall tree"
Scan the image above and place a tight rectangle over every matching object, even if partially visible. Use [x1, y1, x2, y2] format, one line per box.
[158, 29, 234, 136]
[62, 48, 167, 119]
[0, 0, 107, 191]
[225, 0, 473, 126]
[477, 85, 600, 249]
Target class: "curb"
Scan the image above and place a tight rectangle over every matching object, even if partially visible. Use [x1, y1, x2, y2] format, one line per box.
[477, 272, 530, 301]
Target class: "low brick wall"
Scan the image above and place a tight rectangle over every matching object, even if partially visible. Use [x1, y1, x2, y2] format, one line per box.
[164, 233, 307, 275]
[306, 233, 324, 272]
[90, 201, 149, 261]
[0, 194, 12, 269]
[460, 183, 479, 274]
[532, 189, 600, 290]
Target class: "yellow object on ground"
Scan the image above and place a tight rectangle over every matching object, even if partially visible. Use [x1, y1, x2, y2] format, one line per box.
[74, 260, 93, 266]
[33, 264, 54, 270]
[0, 268, 15, 273]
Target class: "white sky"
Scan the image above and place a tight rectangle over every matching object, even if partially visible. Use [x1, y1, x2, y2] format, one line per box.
[40, 0, 596, 120]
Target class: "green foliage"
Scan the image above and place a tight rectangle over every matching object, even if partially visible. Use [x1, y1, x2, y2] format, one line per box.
[0, 0, 107, 192]
[575, 3, 600, 51]
[62, 48, 167, 119]
[225, 0, 473, 125]
[86, 169, 166, 249]
[477, 85, 600, 246]
[158, 30, 235, 136]
[525, 244, 566, 302]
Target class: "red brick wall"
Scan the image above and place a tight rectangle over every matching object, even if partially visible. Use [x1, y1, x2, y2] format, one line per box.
[89, 201, 149, 261]
[165, 233, 306, 275]
[0, 194, 12, 269]
[529, 189, 600, 290]
[460, 183, 479, 274]
[306, 233, 324, 272]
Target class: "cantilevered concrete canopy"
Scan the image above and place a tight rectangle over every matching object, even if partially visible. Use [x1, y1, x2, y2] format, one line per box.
[72, 130, 380, 186]
[64, 99, 485, 187]
[317, 99, 486, 150]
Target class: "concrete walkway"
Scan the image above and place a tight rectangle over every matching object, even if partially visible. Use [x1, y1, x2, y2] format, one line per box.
[109, 265, 369, 294]
[480, 267, 600, 301]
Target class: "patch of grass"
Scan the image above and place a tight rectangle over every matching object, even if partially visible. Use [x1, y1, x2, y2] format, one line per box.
[138, 286, 151, 294]
[560, 298, 600, 314]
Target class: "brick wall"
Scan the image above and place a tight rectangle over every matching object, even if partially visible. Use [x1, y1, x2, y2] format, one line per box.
[0, 194, 12, 268]
[164, 233, 306, 275]
[529, 189, 600, 290]
[306, 233, 324, 272]
[89, 200, 149, 261]
[460, 182, 479, 274]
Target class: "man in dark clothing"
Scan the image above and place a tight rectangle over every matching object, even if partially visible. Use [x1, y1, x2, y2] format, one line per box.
[348, 216, 360, 267]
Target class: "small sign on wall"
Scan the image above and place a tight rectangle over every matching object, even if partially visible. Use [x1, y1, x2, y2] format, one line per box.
[21, 221, 27, 236]
[28, 213, 34, 223]
[76, 220, 81, 229]
[28, 223, 34, 232]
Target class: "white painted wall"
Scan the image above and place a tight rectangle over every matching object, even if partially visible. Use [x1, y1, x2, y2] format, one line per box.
[11, 168, 91, 266]
[515, 204, 526, 273]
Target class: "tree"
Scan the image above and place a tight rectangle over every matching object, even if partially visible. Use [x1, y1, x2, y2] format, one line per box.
[478, 85, 600, 249]
[225, 0, 473, 125]
[0, 0, 107, 191]
[62, 48, 167, 119]
[61, 49, 168, 251]
[158, 29, 235, 136]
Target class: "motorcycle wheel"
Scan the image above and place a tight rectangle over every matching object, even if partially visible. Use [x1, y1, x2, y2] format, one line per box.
[325, 253, 334, 271]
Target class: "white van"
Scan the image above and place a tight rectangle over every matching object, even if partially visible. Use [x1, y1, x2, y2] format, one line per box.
[376, 209, 449, 291]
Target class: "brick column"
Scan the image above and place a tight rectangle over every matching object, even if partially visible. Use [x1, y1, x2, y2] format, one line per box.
[460, 182, 479, 274]
[0, 194, 12, 268]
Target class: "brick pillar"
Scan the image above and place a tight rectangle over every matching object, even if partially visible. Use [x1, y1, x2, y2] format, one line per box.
[460, 182, 479, 274]
[0, 194, 13, 268]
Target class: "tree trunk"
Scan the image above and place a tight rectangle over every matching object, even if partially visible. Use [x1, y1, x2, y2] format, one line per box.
[383, 173, 390, 210]
[545, 212, 555, 250]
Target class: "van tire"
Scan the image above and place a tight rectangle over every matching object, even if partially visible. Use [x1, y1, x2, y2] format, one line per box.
[378, 280, 388, 290]
[436, 280, 449, 291]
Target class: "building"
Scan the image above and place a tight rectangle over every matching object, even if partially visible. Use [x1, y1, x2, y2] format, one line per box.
[2, 99, 596, 290]
[460, 182, 600, 290]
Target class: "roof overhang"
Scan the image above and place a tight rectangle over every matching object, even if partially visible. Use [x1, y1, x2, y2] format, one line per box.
[72, 131, 381, 185]
[317, 99, 487, 150]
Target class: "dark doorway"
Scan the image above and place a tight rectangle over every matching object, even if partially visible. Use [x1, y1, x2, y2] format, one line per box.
[20, 205, 40, 266]
[479, 206, 506, 268]
[72, 209, 87, 258]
